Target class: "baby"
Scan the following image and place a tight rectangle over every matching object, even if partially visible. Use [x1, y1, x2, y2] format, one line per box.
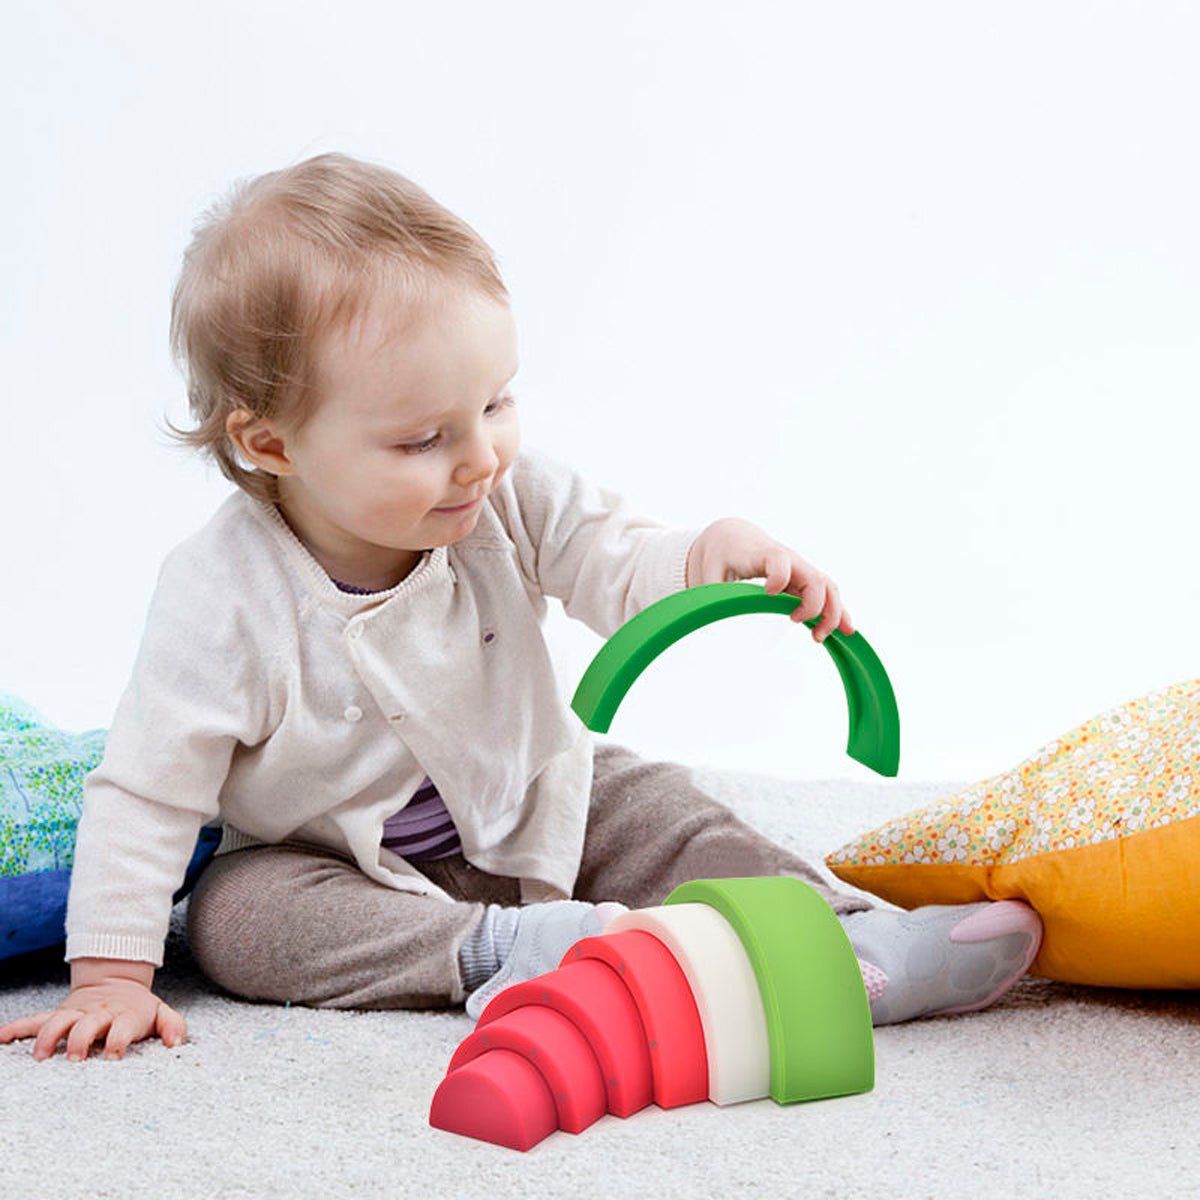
[0, 153, 1042, 1062]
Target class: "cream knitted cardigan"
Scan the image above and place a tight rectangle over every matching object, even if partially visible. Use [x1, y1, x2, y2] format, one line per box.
[64, 450, 696, 966]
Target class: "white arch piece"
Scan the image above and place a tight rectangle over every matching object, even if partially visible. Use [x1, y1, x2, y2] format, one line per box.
[607, 902, 769, 1105]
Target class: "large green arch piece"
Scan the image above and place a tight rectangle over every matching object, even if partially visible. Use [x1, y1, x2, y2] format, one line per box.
[569, 582, 900, 776]
[665, 876, 874, 1104]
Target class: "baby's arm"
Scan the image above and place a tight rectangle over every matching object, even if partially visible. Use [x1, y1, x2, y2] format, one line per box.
[0, 958, 186, 1061]
[1, 538, 277, 1061]
[493, 451, 697, 635]
[495, 452, 854, 641]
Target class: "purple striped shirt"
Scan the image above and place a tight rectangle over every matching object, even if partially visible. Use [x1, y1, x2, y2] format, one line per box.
[331, 574, 464, 864]
[381, 776, 463, 862]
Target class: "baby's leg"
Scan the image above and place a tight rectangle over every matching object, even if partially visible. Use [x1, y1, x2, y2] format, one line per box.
[576, 744, 1041, 1024]
[186, 842, 519, 1009]
[574, 742, 870, 915]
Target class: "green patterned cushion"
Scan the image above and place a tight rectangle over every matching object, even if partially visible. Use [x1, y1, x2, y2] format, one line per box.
[0, 692, 217, 959]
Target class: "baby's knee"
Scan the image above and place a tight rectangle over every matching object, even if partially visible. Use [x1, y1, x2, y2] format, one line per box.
[185, 852, 290, 1001]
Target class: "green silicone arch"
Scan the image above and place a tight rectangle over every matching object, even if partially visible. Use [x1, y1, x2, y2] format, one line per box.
[569, 582, 900, 777]
[665, 876, 874, 1104]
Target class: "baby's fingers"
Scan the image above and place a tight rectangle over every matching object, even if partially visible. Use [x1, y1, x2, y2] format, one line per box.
[810, 581, 844, 643]
[790, 576, 828, 627]
[0, 1012, 54, 1044]
[154, 1001, 188, 1049]
[32, 1008, 86, 1061]
[762, 549, 794, 596]
[65, 1011, 114, 1062]
[104, 1011, 149, 1060]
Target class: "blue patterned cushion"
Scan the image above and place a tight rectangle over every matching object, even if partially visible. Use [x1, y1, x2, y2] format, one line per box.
[0, 692, 218, 960]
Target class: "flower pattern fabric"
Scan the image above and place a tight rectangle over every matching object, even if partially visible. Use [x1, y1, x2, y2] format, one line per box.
[0, 692, 106, 879]
[828, 679, 1200, 873]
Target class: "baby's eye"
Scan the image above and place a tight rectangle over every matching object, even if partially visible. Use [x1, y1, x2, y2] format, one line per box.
[394, 394, 513, 453]
[396, 434, 440, 454]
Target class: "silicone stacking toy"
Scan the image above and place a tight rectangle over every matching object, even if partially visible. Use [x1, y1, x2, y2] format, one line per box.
[429, 876, 873, 1151]
[570, 582, 900, 777]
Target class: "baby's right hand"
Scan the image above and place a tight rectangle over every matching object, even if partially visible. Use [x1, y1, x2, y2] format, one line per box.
[0, 958, 187, 1061]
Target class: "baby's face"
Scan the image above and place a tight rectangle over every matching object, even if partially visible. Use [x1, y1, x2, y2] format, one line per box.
[277, 281, 520, 586]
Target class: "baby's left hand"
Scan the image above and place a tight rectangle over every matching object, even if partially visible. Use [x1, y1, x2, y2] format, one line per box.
[685, 517, 854, 643]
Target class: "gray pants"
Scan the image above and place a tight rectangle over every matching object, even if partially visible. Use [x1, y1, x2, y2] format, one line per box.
[186, 743, 867, 1011]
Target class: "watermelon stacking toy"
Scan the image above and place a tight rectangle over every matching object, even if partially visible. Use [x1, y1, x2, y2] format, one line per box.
[429, 877, 874, 1150]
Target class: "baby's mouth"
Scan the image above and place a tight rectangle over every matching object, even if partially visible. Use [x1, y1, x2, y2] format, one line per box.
[433, 493, 486, 514]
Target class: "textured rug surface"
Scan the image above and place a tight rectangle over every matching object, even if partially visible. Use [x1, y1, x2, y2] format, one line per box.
[1, 770, 1196, 1200]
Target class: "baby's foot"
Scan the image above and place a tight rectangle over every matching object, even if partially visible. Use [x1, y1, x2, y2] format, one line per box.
[464, 900, 628, 1020]
[839, 901, 1043, 1025]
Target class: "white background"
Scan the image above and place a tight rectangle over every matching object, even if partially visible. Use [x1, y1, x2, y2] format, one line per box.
[2, 1, 1196, 783]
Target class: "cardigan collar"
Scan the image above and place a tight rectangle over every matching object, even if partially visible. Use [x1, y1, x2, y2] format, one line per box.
[246, 496, 449, 617]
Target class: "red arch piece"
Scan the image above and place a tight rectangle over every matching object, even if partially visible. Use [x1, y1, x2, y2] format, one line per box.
[475, 958, 653, 1119]
[564, 930, 708, 1110]
[447, 1004, 607, 1135]
[429, 1047, 557, 1151]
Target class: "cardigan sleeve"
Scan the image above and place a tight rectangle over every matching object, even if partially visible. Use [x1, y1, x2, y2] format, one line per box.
[492, 450, 700, 638]
[64, 539, 280, 966]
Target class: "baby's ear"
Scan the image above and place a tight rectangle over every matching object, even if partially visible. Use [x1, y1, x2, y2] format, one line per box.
[226, 410, 294, 475]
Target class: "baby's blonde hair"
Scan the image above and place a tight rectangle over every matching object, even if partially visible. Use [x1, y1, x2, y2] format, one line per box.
[167, 152, 509, 502]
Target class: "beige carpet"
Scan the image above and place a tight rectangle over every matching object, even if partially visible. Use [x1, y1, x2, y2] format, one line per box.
[2, 771, 1196, 1199]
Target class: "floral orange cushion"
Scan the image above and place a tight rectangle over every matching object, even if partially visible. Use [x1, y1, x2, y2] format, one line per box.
[826, 679, 1200, 988]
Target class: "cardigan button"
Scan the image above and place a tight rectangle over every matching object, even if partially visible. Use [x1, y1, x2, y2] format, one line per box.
[344, 706, 363, 723]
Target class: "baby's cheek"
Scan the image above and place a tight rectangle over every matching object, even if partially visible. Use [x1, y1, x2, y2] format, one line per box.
[384, 483, 433, 526]
[501, 417, 521, 458]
